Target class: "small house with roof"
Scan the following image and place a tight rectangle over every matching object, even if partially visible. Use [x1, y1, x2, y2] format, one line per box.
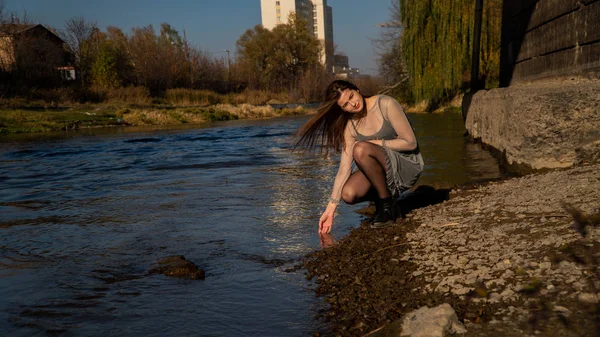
[0, 23, 74, 80]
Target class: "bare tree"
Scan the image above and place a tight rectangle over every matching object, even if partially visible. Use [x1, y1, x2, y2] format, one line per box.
[374, 0, 410, 98]
[62, 16, 97, 84]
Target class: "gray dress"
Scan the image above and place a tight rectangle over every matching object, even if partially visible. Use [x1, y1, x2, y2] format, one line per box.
[351, 96, 424, 197]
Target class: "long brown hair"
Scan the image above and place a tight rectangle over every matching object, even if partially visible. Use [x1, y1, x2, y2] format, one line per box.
[295, 80, 367, 156]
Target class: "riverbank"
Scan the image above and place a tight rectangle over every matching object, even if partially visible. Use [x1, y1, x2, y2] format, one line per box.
[0, 103, 313, 134]
[303, 163, 600, 336]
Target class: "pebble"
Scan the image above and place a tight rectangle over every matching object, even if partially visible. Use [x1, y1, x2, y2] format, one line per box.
[394, 163, 600, 334]
[578, 293, 599, 304]
[553, 306, 571, 316]
[489, 292, 502, 303]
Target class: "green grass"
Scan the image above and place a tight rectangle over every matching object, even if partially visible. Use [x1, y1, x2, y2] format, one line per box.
[0, 108, 121, 134]
[0, 102, 313, 134]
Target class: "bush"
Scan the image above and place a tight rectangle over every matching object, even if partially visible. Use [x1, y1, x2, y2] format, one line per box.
[115, 108, 130, 118]
[165, 88, 224, 106]
[105, 86, 152, 105]
[230, 89, 290, 105]
[200, 108, 238, 121]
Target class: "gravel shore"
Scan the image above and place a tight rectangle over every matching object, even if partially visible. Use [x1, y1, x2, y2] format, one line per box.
[303, 163, 600, 336]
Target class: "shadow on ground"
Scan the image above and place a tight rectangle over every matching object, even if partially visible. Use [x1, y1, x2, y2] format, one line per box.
[356, 185, 451, 218]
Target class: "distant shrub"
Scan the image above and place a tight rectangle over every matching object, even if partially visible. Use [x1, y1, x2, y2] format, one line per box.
[279, 106, 309, 116]
[105, 86, 152, 105]
[231, 89, 290, 105]
[165, 88, 224, 106]
[115, 108, 131, 118]
[200, 108, 238, 122]
[17, 88, 77, 105]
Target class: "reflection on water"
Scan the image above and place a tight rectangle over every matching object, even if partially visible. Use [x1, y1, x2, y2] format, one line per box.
[0, 113, 502, 336]
[414, 111, 502, 187]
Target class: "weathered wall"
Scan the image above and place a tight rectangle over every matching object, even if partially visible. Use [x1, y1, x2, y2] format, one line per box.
[465, 0, 600, 172]
[464, 79, 600, 173]
[500, 0, 600, 86]
[0, 36, 15, 71]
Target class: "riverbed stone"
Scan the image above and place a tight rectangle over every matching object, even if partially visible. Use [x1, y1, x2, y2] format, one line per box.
[400, 303, 467, 337]
[149, 255, 205, 280]
[303, 162, 600, 336]
[578, 292, 599, 304]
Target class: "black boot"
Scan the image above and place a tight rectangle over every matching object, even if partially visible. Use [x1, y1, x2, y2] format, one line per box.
[372, 197, 395, 227]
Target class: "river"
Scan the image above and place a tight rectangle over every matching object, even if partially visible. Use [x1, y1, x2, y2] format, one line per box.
[0, 112, 502, 336]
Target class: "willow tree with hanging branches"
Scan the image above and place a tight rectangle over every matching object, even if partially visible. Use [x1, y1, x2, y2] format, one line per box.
[388, 0, 502, 108]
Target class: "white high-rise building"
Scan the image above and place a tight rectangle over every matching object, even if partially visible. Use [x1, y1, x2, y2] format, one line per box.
[260, 0, 334, 72]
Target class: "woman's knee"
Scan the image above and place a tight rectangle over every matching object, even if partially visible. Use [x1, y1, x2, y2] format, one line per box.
[341, 187, 358, 205]
[352, 141, 371, 163]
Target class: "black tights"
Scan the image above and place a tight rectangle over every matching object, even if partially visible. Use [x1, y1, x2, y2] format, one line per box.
[341, 141, 391, 205]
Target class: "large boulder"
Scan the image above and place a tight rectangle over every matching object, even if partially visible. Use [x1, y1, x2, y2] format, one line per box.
[400, 304, 467, 337]
[464, 79, 600, 173]
[365, 304, 466, 337]
[149, 255, 205, 280]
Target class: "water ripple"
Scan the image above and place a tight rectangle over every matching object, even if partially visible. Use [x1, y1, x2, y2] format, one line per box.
[0, 114, 502, 337]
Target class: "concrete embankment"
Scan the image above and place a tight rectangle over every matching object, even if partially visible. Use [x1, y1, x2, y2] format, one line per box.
[463, 79, 600, 174]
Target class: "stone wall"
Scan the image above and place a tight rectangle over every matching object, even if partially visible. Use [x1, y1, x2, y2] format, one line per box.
[500, 0, 600, 86]
[464, 79, 600, 173]
[465, 0, 600, 172]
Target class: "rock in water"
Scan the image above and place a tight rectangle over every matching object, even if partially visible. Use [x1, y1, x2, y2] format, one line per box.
[150, 255, 205, 280]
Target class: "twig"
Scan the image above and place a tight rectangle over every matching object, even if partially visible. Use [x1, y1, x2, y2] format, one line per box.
[441, 222, 461, 227]
[522, 213, 571, 219]
[378, 77, 408, 95]
[363, 324, 386, 337]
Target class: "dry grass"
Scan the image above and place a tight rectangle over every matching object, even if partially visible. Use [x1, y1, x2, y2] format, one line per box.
[0, 109, 118, 133]
[2, 87, 296, 108]
[122, 109, 207, 126]
[1, 87, 315, 133]
[164, 89, 223, 106]
[229, 90, 291, 105]
[213, 104, 311, 119]
[103, 86, 152, 105]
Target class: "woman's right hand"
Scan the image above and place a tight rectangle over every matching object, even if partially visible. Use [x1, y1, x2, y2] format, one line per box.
[319, 208, 335, 233]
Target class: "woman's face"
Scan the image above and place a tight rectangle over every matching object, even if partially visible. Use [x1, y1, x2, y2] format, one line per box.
[337, 89, 363, 113]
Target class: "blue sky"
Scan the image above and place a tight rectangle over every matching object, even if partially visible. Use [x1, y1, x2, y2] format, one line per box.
[4, 0, 394, 75]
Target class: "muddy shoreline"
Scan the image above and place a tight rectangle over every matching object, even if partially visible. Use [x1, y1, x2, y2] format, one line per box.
[302, 163, 600, 336]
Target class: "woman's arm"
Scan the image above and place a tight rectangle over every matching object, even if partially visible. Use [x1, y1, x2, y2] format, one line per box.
[329, 123, 355, 205]
[319, 124, 355, 233]
[369, 96, 417, 152]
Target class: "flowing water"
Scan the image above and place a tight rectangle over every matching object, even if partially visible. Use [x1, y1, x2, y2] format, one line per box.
[0, 112, 502, 336]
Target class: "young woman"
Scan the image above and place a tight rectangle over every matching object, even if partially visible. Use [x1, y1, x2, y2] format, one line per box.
[296, 80, 424, 233]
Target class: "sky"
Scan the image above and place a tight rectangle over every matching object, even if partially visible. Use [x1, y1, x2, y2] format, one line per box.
[3, 0, 394, 75]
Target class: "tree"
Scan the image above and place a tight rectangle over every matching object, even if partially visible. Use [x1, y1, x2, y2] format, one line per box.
[271, 14, 321, 90]
[127, 24, 198, 95]
[236, 24, 276, 90]
[63, 16, 97, 85]
[105, 26, 134, 86]
[158, 23, 187, 88]
[89, 32, 121, 89]
[378, 0, 502, 108]
[375, 1, 410, 99]
[236, 13, 322, 93]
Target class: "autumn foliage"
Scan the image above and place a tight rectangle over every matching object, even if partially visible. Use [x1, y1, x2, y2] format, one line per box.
[1, 9, 334, 104]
